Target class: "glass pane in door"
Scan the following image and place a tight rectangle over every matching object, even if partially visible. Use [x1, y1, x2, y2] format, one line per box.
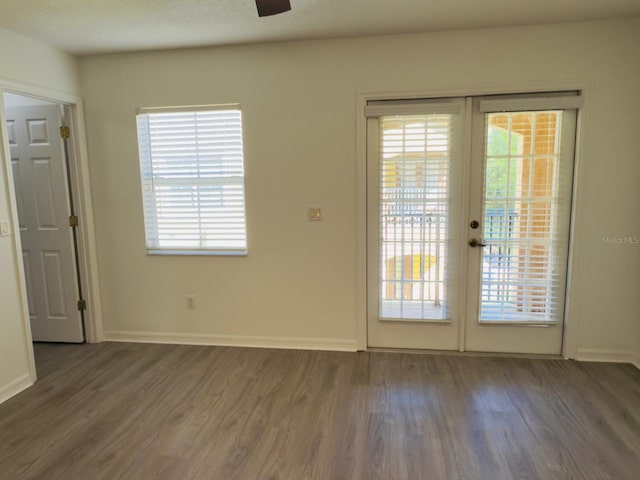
[479, 111, 570, 324]
[379, 114, 452, 321]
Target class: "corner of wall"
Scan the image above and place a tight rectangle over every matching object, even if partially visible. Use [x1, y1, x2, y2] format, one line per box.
[0, 373, 34, 405]
[576, 348, 640, 369]
[0, 27, 80, 95]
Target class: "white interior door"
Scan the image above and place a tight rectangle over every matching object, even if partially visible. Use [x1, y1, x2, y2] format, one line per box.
[6, 104, 84, 343]
[366, 98, 466, 350]
[366, 93, 579, 355]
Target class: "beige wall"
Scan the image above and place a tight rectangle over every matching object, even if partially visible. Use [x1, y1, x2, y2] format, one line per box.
[0, 28, 80, 400]
[80, 18, 640, 353]
[636, 318, 640, 368]
[0, 29, 79, 95]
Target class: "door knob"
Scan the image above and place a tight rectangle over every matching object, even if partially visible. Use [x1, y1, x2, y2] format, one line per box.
[468, 238, 487, 247]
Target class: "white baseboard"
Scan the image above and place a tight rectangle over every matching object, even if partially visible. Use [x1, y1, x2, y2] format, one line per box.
[104, 330, 358, 353]
[0, 374, 34, 405]
[576, 348, 640, 370]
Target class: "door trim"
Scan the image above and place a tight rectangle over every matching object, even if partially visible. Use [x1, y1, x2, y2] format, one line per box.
[0, 79, 104, 359]
[356, 79, 592, 358]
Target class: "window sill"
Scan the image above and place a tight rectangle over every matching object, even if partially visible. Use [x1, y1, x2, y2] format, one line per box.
[146, 249, 248, 257]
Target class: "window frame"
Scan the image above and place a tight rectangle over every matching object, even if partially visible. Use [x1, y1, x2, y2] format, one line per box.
[135, 104, 248, 256]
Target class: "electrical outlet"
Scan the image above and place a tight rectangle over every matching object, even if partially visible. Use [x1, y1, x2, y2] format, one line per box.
[186, 295, 196, 310]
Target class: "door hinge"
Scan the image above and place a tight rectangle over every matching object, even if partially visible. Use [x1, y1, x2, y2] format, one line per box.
[77, 299, 87, 311]
[69, 215, 79, 228]
[60, 126, 70, 139]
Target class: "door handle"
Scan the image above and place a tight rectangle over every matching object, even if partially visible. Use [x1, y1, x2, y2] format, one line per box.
[468, 238, 487, 247]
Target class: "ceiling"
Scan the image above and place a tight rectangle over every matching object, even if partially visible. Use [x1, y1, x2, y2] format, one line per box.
[1, 0, 639, 56]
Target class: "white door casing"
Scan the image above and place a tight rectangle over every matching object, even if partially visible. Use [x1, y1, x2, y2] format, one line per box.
[6, 104, 84, 343]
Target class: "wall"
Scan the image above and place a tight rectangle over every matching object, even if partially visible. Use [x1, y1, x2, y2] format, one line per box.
[636, 317, 640, 369]
[80, 18, 640, 356]
[0, 28, 80, 402]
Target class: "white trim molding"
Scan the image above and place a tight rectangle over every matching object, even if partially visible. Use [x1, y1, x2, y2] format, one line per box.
[104, 331, 359, 352]
[577, 348, 640, 370]
[0, 79, 104, 344]
[0, 374, 33, 405]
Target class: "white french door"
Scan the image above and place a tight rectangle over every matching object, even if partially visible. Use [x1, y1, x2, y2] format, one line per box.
[366, 93, 579, 355]
[366, 98, 466, 350]
[464, 96, 577, 354]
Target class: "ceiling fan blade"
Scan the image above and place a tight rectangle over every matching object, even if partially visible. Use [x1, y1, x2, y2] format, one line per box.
[256, 0, 291, 17]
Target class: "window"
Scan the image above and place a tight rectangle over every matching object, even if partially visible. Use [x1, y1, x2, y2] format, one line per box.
[378, 113, 453, 320]
[136, 105, 248, 255]
[480, 109, 569, 323]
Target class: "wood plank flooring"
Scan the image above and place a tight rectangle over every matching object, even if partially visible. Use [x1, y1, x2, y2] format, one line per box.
[0, 342, 639, 480]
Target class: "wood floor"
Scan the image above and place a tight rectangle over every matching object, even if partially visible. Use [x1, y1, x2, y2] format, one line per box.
[0, 343, 639, 480]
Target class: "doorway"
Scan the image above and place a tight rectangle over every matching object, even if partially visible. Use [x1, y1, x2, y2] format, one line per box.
[3, 92, 85, 343]
[366, 92, 580, 355]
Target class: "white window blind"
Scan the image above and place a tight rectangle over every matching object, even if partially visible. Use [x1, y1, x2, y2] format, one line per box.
[377, 113, 453, 320]
[366, 98, 464, 323]
[479, 109, 574, 323]
[136, 106, 248, 255]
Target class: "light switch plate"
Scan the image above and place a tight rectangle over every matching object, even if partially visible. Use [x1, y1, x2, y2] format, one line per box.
[308, 207, 322, 221]
[0, 221, 10, 236]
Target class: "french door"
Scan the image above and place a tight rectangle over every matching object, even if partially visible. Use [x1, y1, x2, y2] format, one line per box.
[366, 98, 466, 350]
[366, 93, 579, 355]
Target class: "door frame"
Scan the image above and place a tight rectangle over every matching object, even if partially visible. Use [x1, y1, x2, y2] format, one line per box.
[0, 79, 104, 372]
[356, 80, 591, 358]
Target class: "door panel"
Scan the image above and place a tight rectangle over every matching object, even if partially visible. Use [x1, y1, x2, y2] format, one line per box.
[6, 119, 17, 145]
[27, 118, 50, 145]
[10, 159, 27, 229]
[33, 158, 60, 228]
[42, 250, 67, 317]
[6, 105, 84, 343]
[367, 99, 465, 350]
[22, 251, 37, 317]
[464, 100, 577, 354]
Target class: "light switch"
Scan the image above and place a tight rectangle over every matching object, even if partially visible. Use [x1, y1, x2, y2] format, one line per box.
[1, 221, 10, 236]
[308, 207, 322, 221]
